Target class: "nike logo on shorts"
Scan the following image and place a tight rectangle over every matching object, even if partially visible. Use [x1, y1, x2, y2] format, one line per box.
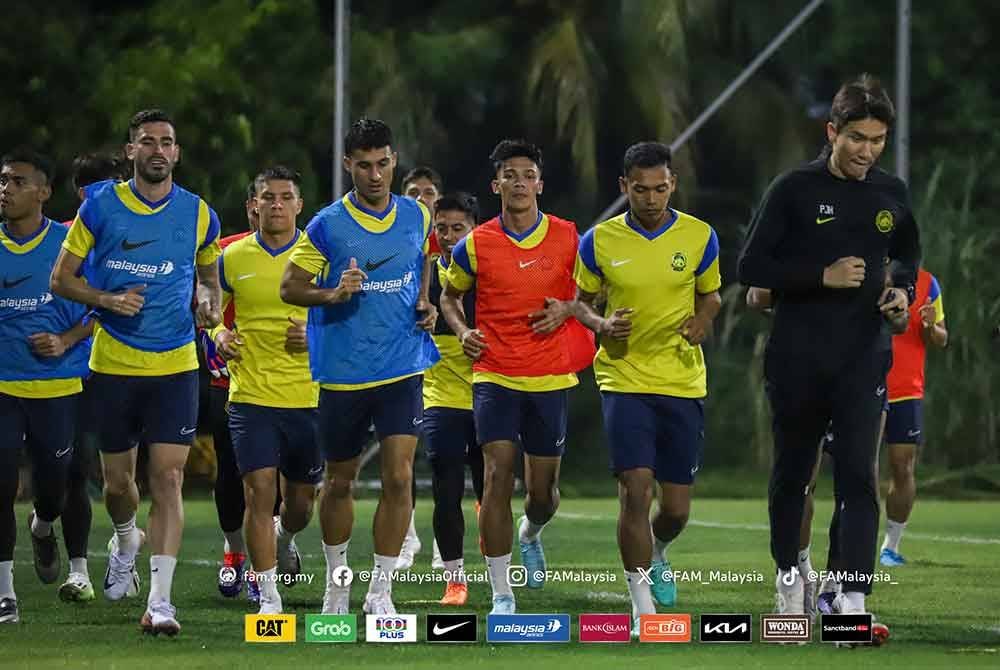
[54, 446, 72, 459]
[180, 426, 196, 436]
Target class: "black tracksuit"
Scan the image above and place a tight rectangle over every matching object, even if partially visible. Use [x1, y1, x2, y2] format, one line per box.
[738, 157, 920, 594]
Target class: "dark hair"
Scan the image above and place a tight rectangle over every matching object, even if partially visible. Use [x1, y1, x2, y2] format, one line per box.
[490, 139, 543, 173]
[402, 166, 443, 192]
[128, 109, 175, 141]
[434, 191, 479, 225]
[72, 152, 126, 190]
[623, 141, 672, 176]
[246, 180, 257, 201]
[344, 118, 393, 155]
[829, 74, 895, 131]
[1, 147, 54, 185]
[254, 165, 302, 194]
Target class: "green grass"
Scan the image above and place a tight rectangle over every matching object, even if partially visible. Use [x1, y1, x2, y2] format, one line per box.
[3, 497, 999, 669]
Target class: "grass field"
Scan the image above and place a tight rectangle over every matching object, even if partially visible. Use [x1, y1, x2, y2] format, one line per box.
[3, 496, 999, 669]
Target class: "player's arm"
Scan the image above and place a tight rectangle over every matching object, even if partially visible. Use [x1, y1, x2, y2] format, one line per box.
[745, 287, 773, 312]
[280, 223, 365, 306]
[194, 205, 224, 328]
[28, 316, 96, 358]
[51, 250, 145, 316]
[573, 287, 632, 340]
[681, 227, 723, 345]
[414, 203, 437, 332]
[918, 276, 947, 348]
[440, 236, 485, 359]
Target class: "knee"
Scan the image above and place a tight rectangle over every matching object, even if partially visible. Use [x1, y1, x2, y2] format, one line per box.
[619, 481, 654, 515]
[149, 464, 184, 496]
[381, 467, 411, 501]
[483, 462, 514, 495]
[103, 468, 134, 498]
[323, 472, 354, 500]
[890, 457, 915, 483]
[656, 508, 689, 531]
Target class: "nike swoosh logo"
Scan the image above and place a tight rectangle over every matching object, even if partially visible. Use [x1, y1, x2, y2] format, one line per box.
[180, 427, 196, 436]
[2, 276, 31, 289]
[519, 260, 537, 269]
[815, 217, 836, 225]
[121, 239, 157, 251]
[55, 447, 72, 459]
[433, 621, 471, 635]
[610, 259, 631, 267]
[237, 273, 256, 280]
[308, 466, 323, 475]
[365, 254, 399, 272]
[876, 387, 886, 397]
[907, 430, 921, 437]
[555, 436, 566, 447]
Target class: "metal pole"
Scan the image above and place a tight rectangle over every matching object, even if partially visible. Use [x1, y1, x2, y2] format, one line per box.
[895, 0, 911, 183]
[333, 0, 350, 199]
[591, 0, 827, 226]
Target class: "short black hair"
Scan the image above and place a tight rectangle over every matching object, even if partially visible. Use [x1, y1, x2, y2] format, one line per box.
[490, 139, 543, 174]
[72, 152, 126, 190]
[128, 108, 175, 141]
[829, 74, 895, 131]
[434, 191, 479, 225]
[623, 141, 672, 177]
[246, 180, 257, 201]
[254, 165, 302, 194]
[402, 166, 443, 192]
[1, 147, 54, 185]
[344, 118, 393, 155]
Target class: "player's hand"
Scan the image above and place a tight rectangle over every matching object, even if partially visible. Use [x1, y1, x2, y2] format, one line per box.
[100, 285, 145, 316]
[918, 297, 936, 328]
[416, 298, 437, 332]
[214, 328, 244, 361]
[459, 328, 487, 360]
[284, 316, 308, 354]
[680, 313, 712, 345]
[745, 287, 773, 311]
[198, 328, 229, 378]
[823, 257, 866, 289]
[196, 299, 222, 329]
[28, 332, 68, 358]
[879, 286, 908, 316]
[600, 307, 633, 340]
[528, 297, 571, 334]
[333, 257, 367, 303]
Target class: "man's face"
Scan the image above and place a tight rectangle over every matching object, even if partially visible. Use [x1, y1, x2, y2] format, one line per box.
[255, 179, 303, 235]
[404, 177, 440, 214]
[127, 121, 179, 184]
[620, 164, 675, 224]
[344, 146, 395, 205]
[433, 209, 475, 258]
[0, 162, 50, 221]
[827, 117, 888, 181]
[492, 156, 542, 214]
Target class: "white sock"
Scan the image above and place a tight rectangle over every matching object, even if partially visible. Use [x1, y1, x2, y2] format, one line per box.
[406, 511, 418, 540]
[443, 558, 466, 583]
[69, 557, 88, 577]
[652, 531, 670, 563]
[30, 510, 53, 538]
[275, 518, 293, 554]
[518, 516, 545, 543]
[369, 554, 396, 596]
[626, 570, 656, 615]
[486, 554, 513, 597]
[844, 590, 865, 612]
[147, 555, 177, 606]
[257, 566, 281, 604]
[882, 519, 906, 553]
[114, 515, 140, 556]
[0, 560, 13, 598]
[223, 529, 245, 555]
[323, 540, 350, 584]
[797, 545, 813, 578]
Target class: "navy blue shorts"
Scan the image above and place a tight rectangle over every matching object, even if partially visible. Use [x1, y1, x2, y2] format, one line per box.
[472, 382, 568, 457]
[885, 399, 923, 445]
[88, 370, 199, 453]
[318, 375, 423, 463]
[601, 392, 704, 485]
[0, 392, 78, 469]
[228, 402, 323, 483]
[423, 406, 478, 462]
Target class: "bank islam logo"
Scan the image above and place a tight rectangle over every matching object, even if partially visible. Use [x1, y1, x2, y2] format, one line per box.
[487, 614, 570, 643]
[306, 614, 357, 643]
[639, 614, 691, 643]
[426, 613, 477, 643]
[579, 614, 631, 643]
[761, 614, 811, 643]
[244, 614, 296, 643]
[820, 614, 873, 644]
[699, 614, 752, 643]
[366, 614, 417, 643]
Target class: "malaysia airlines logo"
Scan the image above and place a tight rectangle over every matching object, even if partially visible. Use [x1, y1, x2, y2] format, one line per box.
[105, 259, 174, 279]
[0, 292, 54, 311]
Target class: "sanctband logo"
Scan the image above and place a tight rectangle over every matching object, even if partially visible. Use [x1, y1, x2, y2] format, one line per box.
[700, 614, 752, 643]
[579, 614, 631, 643]
[487, 614, 570, 643]
[244, 614, 296, 643]
[365, 614, 417, 643]
[305, 614, 357, 643]
[820, 614, 873, 644]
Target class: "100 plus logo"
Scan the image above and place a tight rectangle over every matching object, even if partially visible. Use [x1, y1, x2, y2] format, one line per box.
[366, 614, 416, 643]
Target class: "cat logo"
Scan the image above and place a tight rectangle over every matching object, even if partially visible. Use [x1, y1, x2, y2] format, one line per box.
[671, 252, 688, 272]
[875, 210, 894, 233]
[245, 614, 297, 643]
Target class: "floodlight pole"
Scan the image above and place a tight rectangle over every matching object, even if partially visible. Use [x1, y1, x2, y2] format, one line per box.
[591, 0, 827, 227]
[333, 0, 350, 199]
[895, 0, 911, 183]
